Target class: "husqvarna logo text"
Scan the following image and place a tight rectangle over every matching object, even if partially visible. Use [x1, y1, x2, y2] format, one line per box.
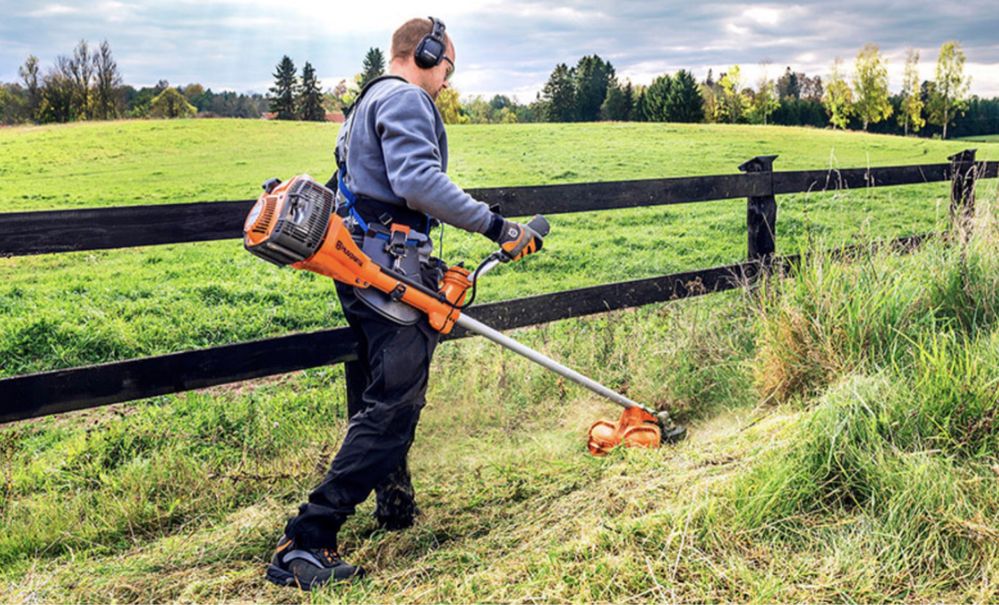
[336, 239, 364, 266]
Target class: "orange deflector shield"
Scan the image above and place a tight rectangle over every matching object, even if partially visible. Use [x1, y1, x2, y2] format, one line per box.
[587, 407, 663, 455]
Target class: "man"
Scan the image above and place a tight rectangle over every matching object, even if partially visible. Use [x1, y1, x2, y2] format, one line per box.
[266, 17, 542, 591]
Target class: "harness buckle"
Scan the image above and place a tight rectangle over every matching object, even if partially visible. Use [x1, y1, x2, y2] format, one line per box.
[386, 224, 412, 273]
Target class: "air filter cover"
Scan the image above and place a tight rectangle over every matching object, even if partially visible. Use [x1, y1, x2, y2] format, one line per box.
[244, 176, 335, 266]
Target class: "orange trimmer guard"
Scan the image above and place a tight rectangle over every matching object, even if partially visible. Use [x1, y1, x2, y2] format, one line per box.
[587, 407, 662, 455]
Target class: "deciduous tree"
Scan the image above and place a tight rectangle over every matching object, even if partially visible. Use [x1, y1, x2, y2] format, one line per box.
[18, 55, 41, 122]
[898, 49, 925, 136]
[718, 66, 750, 123]
[328, 78, 358, 115]
[853, 43, 892, 130]
[92, 40, 122, 120]
[40, 57, 76, 123]
[0, 84, 28, 125]
[752, 74, 779, 125]
[435, 87, 467, 124]
[67, 40, 94, 119]
[823, 58, 854, 129]
[149, 87, 196, 118]
[928, 41, 970, 139]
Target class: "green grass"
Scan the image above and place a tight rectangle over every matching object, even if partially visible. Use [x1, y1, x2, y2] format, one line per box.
[957, 134, 999, 143]
[1, 120, 998, 602]
[1, 120, 991, 213]
[1, 120, 997, 377]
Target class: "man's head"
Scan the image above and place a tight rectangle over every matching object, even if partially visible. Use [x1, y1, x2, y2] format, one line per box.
[389, 17, 455, 100]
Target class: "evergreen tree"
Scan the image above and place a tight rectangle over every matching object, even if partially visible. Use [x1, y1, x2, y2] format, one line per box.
[632, 86, 648, 121]
[298, 61, 325, 121]
[600, 81, 631, 121]
[268, 56, 298, 120]
[541, 63, 577, 122]
[622, 82, 635, 121]
[643, 74, 673, 121]
[777, 67, 801, 100]
[666, 70, 704, 123]
[573, 55, 614, 121]
[360, 47, 385, 88]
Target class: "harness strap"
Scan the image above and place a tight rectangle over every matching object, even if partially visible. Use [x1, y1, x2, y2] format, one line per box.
[338, 167, 426, 246]
[335, 75, 434, 247]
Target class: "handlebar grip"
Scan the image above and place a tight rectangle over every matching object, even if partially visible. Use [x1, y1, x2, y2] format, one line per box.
[527, 214, 551, 237]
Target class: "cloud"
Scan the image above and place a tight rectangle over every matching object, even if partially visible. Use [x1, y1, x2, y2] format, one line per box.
[1, 0, 997, 98]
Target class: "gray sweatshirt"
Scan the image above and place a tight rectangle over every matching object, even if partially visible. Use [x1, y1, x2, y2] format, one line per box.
[336, 77, 498, 236]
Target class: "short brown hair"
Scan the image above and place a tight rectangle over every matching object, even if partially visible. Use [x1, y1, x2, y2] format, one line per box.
[390, 18, 451, 62]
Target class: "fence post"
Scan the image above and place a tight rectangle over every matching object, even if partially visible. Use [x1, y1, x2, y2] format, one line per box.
[344, 359, 366, 418]
[739, 155, 779, 272]
[948, 148, 977, 232]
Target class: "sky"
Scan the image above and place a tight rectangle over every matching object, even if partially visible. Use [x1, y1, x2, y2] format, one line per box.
[2, 0, 998, 101]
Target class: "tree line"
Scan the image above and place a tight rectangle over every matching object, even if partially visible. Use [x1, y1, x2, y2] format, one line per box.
[474, 40, 992, 139]
[0, 40, 269, 125]
[4, 39, 996, 139]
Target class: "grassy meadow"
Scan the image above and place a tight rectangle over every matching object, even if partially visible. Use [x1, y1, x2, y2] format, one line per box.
[1, 120, 996, 377]
[0, 119, 997, 602]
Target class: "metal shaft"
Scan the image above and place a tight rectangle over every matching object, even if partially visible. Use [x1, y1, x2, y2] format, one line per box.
[454, 313, 653, 414]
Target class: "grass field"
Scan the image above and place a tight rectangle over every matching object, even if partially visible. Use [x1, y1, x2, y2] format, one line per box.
[1, 120, 996, 377]
[1, 119, 997, 602]
[958, 134, 999, 142]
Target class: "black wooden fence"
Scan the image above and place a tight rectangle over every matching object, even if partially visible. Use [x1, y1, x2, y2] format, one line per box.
[1, 150, 996, 424]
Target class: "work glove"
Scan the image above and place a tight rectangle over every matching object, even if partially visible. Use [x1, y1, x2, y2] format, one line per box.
[496, 219, 543, 262]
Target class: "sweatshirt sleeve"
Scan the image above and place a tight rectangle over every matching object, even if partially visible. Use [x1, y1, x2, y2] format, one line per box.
[374, 88, 499, 235]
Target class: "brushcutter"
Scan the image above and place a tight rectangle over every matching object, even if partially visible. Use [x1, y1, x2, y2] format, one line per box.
[243, 175, 686, 454]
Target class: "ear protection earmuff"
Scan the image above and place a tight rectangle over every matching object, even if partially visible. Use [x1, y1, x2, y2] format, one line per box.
[414, 17, 447, 69]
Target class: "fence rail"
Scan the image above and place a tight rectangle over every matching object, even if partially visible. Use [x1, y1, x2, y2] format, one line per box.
[2, 160, 995, 257]
[1, 150, 994, 424]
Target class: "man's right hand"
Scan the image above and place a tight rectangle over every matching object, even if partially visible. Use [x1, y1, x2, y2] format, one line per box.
[497, 219, 543, 262]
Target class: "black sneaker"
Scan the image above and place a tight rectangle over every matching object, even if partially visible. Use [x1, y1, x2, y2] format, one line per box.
[266, 535, 365, 591]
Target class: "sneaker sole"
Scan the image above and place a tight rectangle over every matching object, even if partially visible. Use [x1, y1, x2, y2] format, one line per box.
[266, 564, 305, 590]
[265, 564, 365, 591]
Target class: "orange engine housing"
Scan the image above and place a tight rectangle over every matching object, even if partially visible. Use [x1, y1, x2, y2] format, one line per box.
[244, 175, 471, 334]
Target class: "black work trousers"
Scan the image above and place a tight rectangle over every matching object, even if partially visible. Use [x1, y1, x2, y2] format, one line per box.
[284, 274, 439, 550]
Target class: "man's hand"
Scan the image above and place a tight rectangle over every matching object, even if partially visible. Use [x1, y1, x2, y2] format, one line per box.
[497, 219, 543, 262]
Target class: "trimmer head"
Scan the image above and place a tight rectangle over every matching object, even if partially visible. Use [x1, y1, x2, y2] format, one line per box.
[587, 407, 686, 456]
